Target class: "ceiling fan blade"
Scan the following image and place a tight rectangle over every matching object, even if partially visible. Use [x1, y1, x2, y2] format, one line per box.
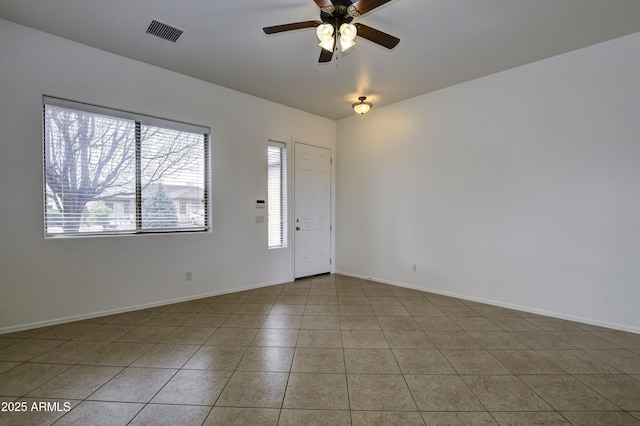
[348, 0, 393, 16]
[313, 0, 335, 13]
[263, 21, 321, 34]
[313, 0, 332, 5]
[319, 48, 334, 63]
[354, 23, 399, 49]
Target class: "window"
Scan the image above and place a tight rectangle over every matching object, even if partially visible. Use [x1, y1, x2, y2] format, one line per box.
[267, 141, 287, 248]
[43, 96, 209, 236]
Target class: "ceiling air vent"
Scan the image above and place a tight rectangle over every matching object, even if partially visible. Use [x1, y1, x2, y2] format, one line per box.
[146, 19, 184, 43]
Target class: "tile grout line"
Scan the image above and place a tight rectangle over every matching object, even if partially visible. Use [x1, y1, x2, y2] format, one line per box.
[1, 274, 639, 425]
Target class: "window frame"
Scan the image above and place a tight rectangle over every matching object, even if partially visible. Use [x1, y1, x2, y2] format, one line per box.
[267, 140, 288, 249]
[42, 96, 211, 238]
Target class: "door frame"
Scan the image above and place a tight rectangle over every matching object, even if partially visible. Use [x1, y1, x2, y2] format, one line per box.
[292, 141, 334, 279]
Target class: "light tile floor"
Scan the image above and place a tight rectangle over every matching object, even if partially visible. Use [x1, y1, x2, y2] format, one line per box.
[1, 274, 640, 425]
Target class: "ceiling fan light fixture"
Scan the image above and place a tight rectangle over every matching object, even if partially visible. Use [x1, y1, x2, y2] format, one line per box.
[316, 23, 334, 42]
[339, 23, 357, 51]
[340, 39, 356, 51]
[263, 0, 399, 64]
[352, 96, 373, 115]
[340, 23, 357, 42]
[319, 40, 335, 51]
[317, 23, 335, 52]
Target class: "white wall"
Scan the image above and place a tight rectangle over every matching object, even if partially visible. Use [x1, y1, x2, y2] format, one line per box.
[336, 33, 640, 332]
[0, 19, 336, 332]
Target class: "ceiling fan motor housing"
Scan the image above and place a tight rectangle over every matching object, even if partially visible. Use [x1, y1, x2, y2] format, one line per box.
[320, 7, 355, 25]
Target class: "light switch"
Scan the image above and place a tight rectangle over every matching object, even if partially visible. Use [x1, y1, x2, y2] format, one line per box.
[256, 216, 264, 223]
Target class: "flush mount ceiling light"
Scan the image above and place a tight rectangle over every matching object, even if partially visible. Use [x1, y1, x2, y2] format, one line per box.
[352, 96, 373, 115]
[263, 0, 400, 63]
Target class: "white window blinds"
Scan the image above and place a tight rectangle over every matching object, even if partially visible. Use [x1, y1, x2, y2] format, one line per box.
[43, 96, 209, 236]
[267, 141, 287, 248]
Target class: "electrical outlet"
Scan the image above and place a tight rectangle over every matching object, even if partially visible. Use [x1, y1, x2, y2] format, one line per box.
[185, 271, 192, 281]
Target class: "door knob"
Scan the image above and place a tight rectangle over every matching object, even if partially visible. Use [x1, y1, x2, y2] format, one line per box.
[296, 227, 301, 231]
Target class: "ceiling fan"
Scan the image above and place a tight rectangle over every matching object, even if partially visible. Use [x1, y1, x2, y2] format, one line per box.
[263, 0, 400, 63]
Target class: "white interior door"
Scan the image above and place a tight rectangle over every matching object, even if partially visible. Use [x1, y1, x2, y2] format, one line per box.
[294, 143, 332, 278]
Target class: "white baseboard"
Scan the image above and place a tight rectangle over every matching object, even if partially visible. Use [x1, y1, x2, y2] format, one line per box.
[4, 273, 638, 335]
[0, 278, 289, 335]
[336, 270, 640, 334]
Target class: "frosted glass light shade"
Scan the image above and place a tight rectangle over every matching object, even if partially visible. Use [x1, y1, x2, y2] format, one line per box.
[339, 23, 357, 51]
[340, 23, 357, 42]
[352, 96, 373, 115]
[317, 24, 335, 52]
[353, 102, 371, 114]
[316, 24, 334, 42]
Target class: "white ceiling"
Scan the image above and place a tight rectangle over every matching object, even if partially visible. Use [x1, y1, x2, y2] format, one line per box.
[1, 0, 640, 120]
